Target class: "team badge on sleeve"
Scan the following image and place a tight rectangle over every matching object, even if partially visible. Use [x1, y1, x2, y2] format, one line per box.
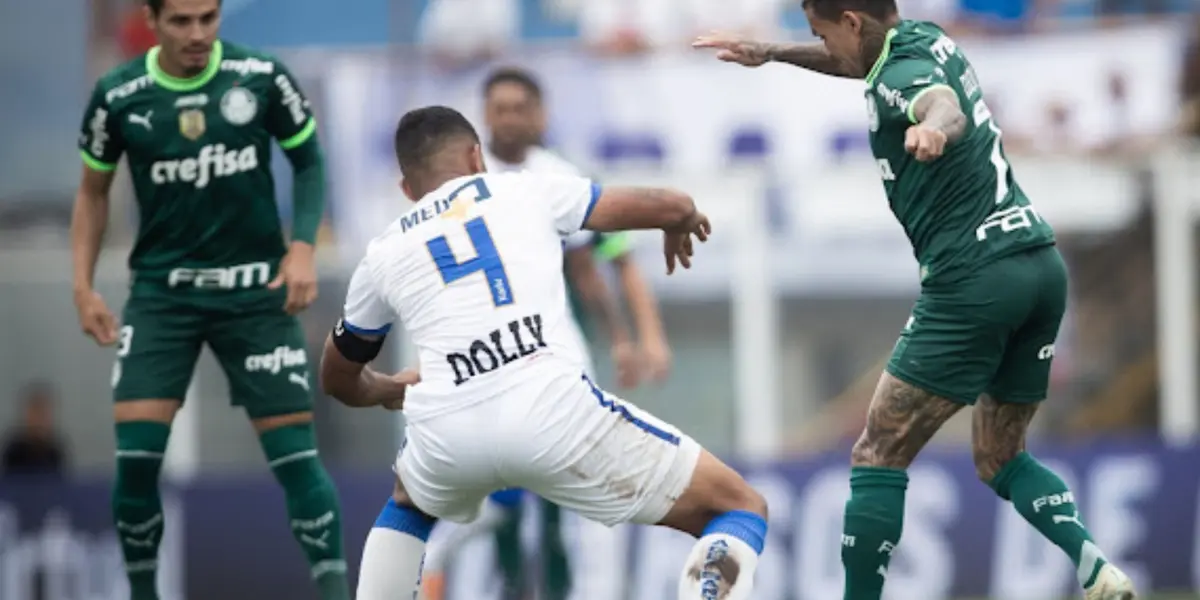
[220, 87, 258, 126]
[179, 109, 206, 140]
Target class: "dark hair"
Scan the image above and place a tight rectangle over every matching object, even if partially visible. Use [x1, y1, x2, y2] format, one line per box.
[393, 106, 480, 177]
[482, 67, 543, 101]
[146, 0, 221, 16]
[801, 0, 897, 22]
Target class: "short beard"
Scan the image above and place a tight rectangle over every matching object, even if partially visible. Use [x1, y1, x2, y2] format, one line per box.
[488, 139, 527, 164]
[858, 17, 891, 78]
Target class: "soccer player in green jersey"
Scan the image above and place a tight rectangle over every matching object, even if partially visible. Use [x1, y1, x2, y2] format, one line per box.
[71, 1, 350, 598]
[695, 4, 1136, 600]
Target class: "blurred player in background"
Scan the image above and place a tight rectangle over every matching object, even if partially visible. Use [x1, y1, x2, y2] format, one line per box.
[420, 67, 672, 600]
[695, 3, 1136, 600]
[71, 1, 350, 599]
[322, 105, 768, 600]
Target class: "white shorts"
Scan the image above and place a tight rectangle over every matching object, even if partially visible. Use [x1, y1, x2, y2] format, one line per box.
[564, 316, 596, 377]
[393, 364, 700, 527]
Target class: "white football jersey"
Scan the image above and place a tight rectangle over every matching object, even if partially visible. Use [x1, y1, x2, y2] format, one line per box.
[341, 172, 599, 421]
[483, 145, 595, 251]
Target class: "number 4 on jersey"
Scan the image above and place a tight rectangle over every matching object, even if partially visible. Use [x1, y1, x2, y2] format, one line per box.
[426, 178, 515, 307]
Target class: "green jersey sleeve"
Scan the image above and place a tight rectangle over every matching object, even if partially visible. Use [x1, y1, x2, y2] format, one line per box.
[266, 61, 317, 150]
[78, 80, 126, 172]
[594, 232, 632, 261]
[875, 58, 953, 125]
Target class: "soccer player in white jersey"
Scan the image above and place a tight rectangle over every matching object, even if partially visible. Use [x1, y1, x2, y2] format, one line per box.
[320, 106, 768, 600]
[419, 67, 673, 600]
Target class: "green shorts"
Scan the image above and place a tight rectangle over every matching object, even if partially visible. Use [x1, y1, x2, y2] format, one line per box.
[112, 289, 313, 419]
[886, 245, 1067, 405]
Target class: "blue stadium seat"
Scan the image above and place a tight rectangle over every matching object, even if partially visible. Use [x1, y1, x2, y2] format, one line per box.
[594, 133, 665, 165]
[728, 127, 770, 162]
[726, 127, 789, 236]
[830, 129, 871, 160]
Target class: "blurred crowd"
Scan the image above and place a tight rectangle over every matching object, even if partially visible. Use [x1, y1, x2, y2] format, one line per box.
[413, 0, 1186, 60]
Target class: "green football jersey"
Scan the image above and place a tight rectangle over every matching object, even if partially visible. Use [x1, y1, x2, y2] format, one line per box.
[865, 21, 1055, 286]
[78, 40, 316, 292]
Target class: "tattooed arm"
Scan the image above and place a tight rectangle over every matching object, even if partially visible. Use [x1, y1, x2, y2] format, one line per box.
[763, 43, 855, 78]
[911, 87, 967, 143]
[693, 35, 855, 78]
[903, 86, 968, 162]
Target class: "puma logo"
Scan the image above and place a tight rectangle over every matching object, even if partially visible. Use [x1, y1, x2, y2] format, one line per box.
[299, 530, 330, 550]
[288, 372, 310, 391]
[1052, 510, 1085, 529]
[128, 110, 153, 131]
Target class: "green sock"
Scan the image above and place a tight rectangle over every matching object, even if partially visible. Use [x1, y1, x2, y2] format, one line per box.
[989, 451, 1108, 588]
[493, 503, 526, 600]
[113, 421, 171, 600]
[260, 423, 350, 600]
[841, 466, 908, 600]
[539, 498, 571, 600]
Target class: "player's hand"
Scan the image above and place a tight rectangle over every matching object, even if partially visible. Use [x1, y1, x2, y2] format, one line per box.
[692, 33, 772, 67]
[612, 340, 640, 389]
[904, 125, 948, 162]
[377, 368, 422, 411]
[638, 337, 672, 384]
[74, 289, 118, 346]
[663, 211, 711, 275]
[269, 242, 318, 315]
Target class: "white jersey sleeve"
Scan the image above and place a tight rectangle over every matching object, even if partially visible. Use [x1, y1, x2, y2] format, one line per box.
[342, 257, 396, 335]
[521, 172, 600, 237]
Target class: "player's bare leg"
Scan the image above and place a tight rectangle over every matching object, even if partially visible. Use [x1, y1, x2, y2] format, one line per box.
[251, 411, 351, 600]
[357, 476, 438, 600]
[973, 395, 1136, 600]
[657, 449, 769, 600]
[841, 373, 962, 600]
[112, 399, 180, 600]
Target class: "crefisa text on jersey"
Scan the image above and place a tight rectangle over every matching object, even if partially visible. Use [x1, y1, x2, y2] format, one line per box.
[447, 314, 547, 385]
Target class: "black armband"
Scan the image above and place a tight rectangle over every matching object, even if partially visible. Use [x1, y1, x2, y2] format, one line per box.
[332, 318, 386, 363]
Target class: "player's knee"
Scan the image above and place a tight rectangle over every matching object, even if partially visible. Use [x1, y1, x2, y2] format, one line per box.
[700, 453, 768, 520]
[733, 483, 768, 521]
[250, 410, 312, 435]
[113, 398, 181, 424]
[662, 452, 767, 536]
[706, 477, 768, 524]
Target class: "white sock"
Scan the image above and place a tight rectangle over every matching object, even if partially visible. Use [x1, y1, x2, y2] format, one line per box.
[677, 534, 760, 600]
[356, 527, 428, 600]
[423, 499, 509, 572]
